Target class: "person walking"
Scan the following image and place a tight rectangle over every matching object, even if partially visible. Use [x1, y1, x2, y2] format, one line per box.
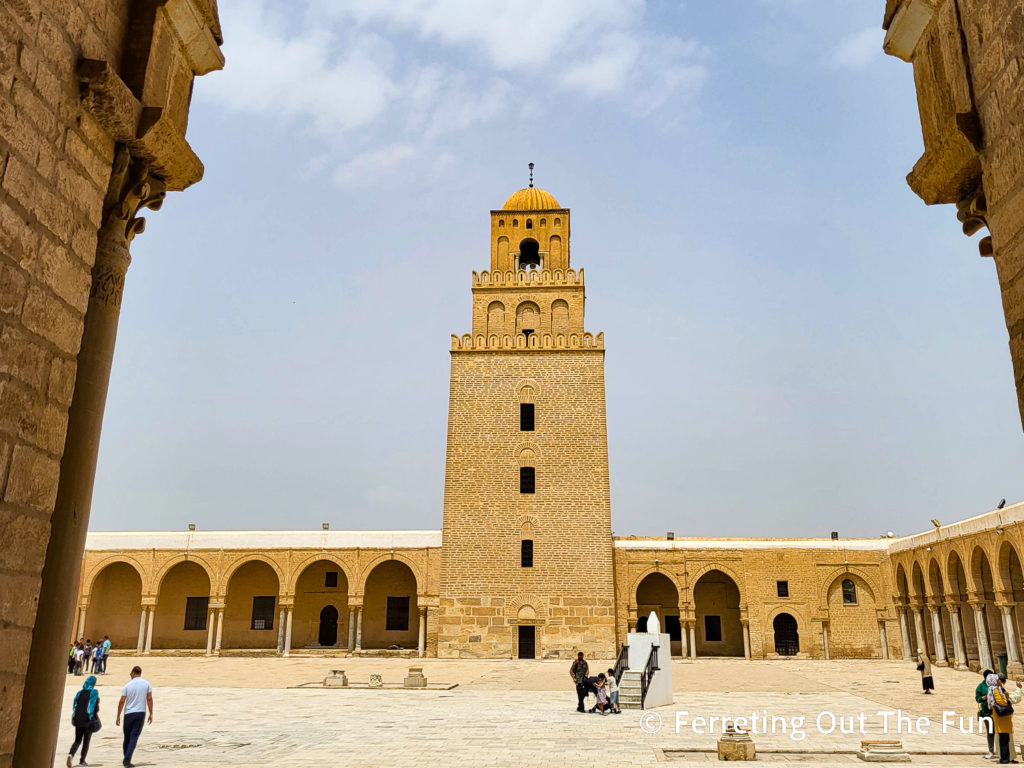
[73, 644, 85, 676]
[570, 652, 589, 713]
[978, 668, 997, 759]
[988, 673, 1022, 764]
[92, 644, 103, 675]
[116, 665, 153, 767]
[66, 674, 100, 766]
[916, 648, 934, 694]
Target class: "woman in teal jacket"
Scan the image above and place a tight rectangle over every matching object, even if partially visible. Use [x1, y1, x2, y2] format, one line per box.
[66, 675, 100, 766]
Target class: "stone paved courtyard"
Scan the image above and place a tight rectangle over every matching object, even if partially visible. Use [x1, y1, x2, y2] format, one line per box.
[53, 657, 1009, 766]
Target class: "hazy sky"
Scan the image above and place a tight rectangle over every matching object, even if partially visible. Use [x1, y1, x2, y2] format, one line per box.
[90, 0, 1024, 537]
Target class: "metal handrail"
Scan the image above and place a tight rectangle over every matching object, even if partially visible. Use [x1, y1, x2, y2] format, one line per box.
[613, 643, 628, 683]
[640, 645, 659, 709]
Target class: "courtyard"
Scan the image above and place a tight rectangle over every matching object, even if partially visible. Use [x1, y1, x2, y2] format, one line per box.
[54, 657, 1002, 767]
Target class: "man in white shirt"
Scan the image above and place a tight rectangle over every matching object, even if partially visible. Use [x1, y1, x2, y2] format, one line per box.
[115, 666, 153, 767]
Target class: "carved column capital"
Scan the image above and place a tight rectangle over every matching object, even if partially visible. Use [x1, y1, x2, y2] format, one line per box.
[956, 187, 993, 257]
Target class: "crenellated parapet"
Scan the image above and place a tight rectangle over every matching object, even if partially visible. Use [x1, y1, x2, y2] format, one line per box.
[473, 268, 583, 288]
[451, 331, 604, 351]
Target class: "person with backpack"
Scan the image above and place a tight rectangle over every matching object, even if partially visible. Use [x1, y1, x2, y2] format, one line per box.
[66, 675, 101, 766]
[989, 673, 1023, 764]
[569, 652, 589, 713]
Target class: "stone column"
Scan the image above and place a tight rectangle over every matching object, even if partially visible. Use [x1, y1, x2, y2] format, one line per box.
[913, 608, 928, 656]
[929, 607, 947, 664]
[878, 622, 889, 660]
[1001, 606, 1021, 664]
[822, 622, 830, 660]
[741, 620, 751, 659]
[214, 607, 224, 654]
[283, 606, 294, 657]
[348, 608, 356, 652]
[144, 604, 155, 654]
[277, 609, 286, 653]
[688, 623, 696, 659]
[680, 619, 689, 658]
[205, 609, 216, 656]
[417, 606, 426, 658]
[136, 606, 148, 654]
[898, 608, 912, 659]
[77, 606, 87, 639]
[974, 603, 994, 671]
[13, 156, 167, 768]
[945, 603, 965, 667]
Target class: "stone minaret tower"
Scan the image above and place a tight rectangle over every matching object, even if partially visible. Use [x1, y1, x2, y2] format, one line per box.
[438, 172, 616, 659]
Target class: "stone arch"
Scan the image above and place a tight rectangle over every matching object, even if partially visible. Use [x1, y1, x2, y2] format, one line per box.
[361, 558, 419, 650]
[911, 560, 928, 601]
[946, 549, 978, 665]
[635, 571, 682, 656]
[355, 552, 424, 596]
[153, 554, 215, 596]
[291, 556, 351, 649]
[688, 562, 745, 597]
[515, 301, 540, 335]
[507, 593, 547, 625]
[516, 378, 540, 401]
[223, 559, 281, 650]
[817, 565, 878, 609]
[998, 541, 1024, 597]
[825, 572, 881, 658]
[548, 234, 563, 268]
[487, 300, 505, 337]
[927, 558, 945, 599]
[895, 562, 910, 602]
[84, 555, 147, 596]
[83, 560, 144, 648]
[284, 553, 354, 595]
[692, 568, 743, 657]
[153, 559, 212, 650]
[771, 611, 801, 656]
[971, 545, 1006, 662]
[550, 299, 569, 336]
[218, 553, 285, 597]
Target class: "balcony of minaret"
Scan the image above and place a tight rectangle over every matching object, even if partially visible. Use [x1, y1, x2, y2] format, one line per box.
[450, 331, 604, 351]
[472, 268, 584, 288]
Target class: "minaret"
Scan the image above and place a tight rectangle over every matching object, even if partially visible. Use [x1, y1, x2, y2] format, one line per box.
[438, 169, 616, 659]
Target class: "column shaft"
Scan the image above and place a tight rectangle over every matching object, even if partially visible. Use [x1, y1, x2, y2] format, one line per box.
[688, 623, 696, 659]
[355, 607, 363, 651]
[929, 608, 947, 663]
[822, 623, 830, 660]
[348, 609, 356, 651]
[879, 623, 889, 660]
[205, 610, 215, 656]
[742, 622, 751, 659]
[283, 606, 294, 656]
[144, 605, 155, 654]
[214, 608, 224, 654]
[1002, 607, 1021, 663]
[899, 609, 912, 659]
[417, 607, 426, 657]
[136, 607, 147, 654]
[975, 605, 994, 671]
[77, 608, 87, 639]
[277, 609, 286, 653]
[913, 609, 928, 656]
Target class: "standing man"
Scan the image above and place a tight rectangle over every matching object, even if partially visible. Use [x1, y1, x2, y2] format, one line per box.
[101, 635, 111, 675]
[977, 668, 996, 759]
[116, 665, 153, 767]
[570, 651, 589, 713]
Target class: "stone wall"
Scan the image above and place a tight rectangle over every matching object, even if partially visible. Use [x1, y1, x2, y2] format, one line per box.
[1, 0, 222, 762]
[883, 0, 1024, 430]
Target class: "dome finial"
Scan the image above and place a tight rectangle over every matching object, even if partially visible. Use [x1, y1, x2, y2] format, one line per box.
[528, 162, 534, 188]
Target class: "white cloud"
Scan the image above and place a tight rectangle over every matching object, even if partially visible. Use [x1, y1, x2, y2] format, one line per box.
[202, 0, 708, 187]
[832, 26, 884, 70]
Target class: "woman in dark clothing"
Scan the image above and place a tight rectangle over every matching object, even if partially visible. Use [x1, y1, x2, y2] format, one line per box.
[66, 674, 100, 766]
[916, 648, 934, 693]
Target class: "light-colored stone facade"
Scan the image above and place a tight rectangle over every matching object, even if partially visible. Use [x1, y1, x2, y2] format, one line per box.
[72, 185, 1024, 674]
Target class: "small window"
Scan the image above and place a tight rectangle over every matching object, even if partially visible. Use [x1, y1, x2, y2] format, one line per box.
[498, 219, 504, 227]
[520, 402, 535, 431]
[325, 571, 338, 588]
[512, 219, 518, 226]
[540, 218, 546, 226]
[251, 596, 276, 630]
[386, 596, 410, 631]
[183, 596, 208, 630]
[521, 539, 534, 567]
[520, 466, 535, 494]
[842, 579, 857, 605]
[704, 615, 723, 642]
[554, 217, 560, 226]
[777, 581, 789, 598]
[526, 219, 533, 229]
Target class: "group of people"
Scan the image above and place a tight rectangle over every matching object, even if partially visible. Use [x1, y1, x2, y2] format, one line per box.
[65, 664, 154, 768]
[569, 652, 622, 715]
[68, 636, 110, 676]
[974, 667, 1024, 764]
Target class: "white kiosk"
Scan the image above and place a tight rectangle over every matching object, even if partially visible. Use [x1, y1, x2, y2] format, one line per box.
[624, 611, 673, 708]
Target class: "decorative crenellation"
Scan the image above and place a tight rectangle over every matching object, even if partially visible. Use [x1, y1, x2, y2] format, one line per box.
[450, 331, 603, 351]
[473, 268, 583, 288]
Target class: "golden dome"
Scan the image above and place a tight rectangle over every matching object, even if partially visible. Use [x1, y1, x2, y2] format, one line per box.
[502, 186, 561, 210]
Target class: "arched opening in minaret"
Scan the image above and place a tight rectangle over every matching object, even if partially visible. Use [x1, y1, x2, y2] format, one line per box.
[518, 238, 540, 269]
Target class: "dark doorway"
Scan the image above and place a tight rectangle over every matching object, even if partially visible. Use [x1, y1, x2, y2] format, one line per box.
[519, 238, 540, 269]
[518, 625, 536, 659]
[319, 605, 339, 646]
[773, 613, 799, 656]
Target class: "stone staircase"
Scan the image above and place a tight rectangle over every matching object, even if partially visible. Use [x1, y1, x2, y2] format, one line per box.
[618, 670, 643, 709]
